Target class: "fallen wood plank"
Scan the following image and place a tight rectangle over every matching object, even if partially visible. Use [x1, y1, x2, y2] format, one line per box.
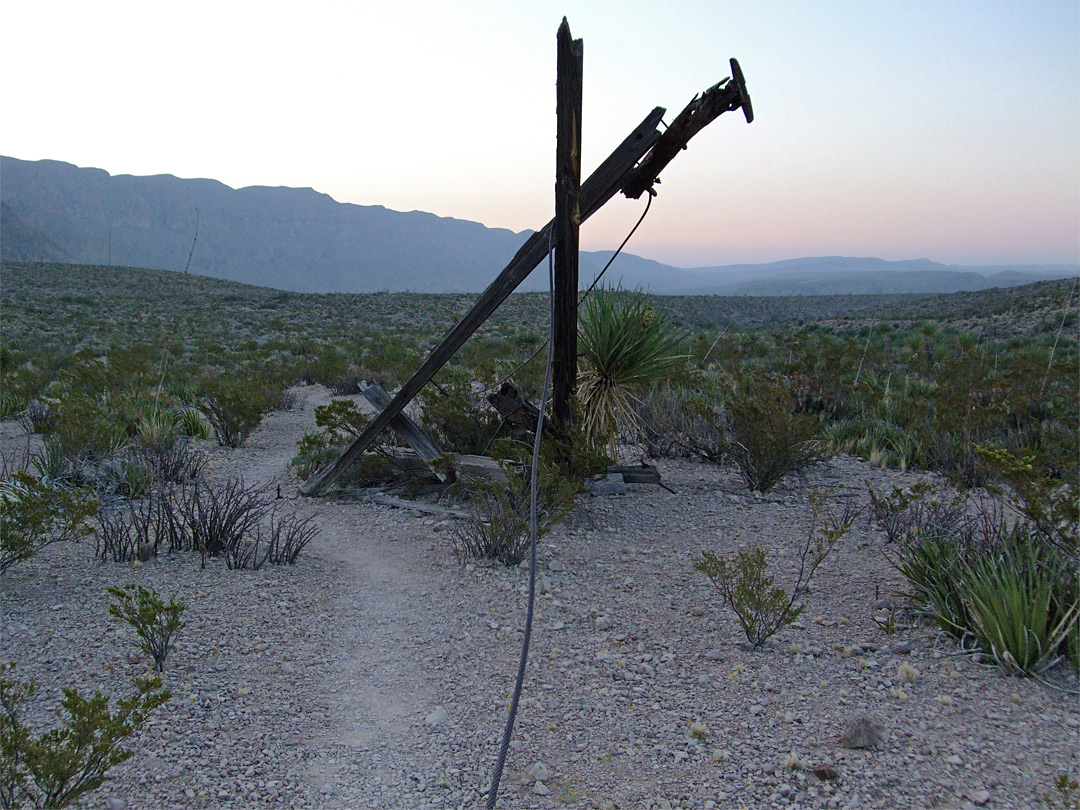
[367, 492, 471, 520]
[360, 381, 446, 481]
[607, 464, 662, 485]
[383, 447, 509, 485]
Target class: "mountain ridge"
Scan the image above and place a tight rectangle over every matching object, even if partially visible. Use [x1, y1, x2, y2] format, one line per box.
[2, 156, 1075, 295]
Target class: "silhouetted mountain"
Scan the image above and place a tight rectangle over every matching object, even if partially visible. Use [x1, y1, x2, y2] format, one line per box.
[2, 157, 1075, 294]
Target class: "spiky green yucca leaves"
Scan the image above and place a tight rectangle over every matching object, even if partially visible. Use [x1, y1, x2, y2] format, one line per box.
[577, 289, 686, 453]
[963, 539, 1077, 675]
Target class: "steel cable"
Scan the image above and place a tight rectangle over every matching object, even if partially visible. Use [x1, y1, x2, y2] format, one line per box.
[484, 230, 556, 809]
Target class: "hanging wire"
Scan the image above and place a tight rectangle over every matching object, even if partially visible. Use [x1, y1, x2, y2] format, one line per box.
[483, 190, 655, 396]
[484, 230, 556, 809]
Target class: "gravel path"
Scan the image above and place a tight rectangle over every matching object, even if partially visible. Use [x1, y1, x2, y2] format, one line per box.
[1, 385, 1077, 810]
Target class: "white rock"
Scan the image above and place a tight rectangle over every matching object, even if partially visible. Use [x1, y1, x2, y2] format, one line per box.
[528, 761, 552, 782]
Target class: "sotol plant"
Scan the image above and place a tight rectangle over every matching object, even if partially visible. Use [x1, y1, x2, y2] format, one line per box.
[577, 288, 687, 454]
[107, 585, 186, 672]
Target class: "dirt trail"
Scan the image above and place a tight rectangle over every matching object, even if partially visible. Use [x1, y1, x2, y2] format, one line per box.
[217, 385, 465, 802]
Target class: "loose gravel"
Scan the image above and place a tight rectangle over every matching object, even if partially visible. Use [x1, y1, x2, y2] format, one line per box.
[2, 385, 1076, 810]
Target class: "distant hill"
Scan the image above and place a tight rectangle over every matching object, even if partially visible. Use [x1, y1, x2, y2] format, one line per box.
[2, 156, 1075, 295]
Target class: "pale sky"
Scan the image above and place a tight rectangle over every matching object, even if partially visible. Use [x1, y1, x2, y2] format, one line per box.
[4, 0, 1078, 268]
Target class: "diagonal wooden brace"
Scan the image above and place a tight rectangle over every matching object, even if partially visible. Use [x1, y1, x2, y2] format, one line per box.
[300, 108, 665, 495]
[621, 59, 753, 200]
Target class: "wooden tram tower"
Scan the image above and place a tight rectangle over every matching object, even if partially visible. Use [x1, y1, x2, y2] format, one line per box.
[301, 18, 753, 497]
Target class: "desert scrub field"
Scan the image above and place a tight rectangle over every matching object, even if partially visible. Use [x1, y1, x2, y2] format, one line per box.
[1, 260, 1077, 807]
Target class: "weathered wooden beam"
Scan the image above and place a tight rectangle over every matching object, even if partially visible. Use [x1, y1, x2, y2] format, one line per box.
[360, 381, 446, 481]
[300, 108, 664, 495]
[607, 463, 662, 485]
[553, 18, 583, 428]
[366, 492, 472, 520]
[383, 447, 509, 484]
[622, 59, 753, 200]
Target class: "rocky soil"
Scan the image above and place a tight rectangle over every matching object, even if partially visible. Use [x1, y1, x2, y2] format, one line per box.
[2, 385, 1077, 810]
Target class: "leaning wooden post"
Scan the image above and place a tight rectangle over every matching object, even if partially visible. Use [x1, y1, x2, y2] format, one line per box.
[552, 18, 583, 428]
[299, 109, 664, 496]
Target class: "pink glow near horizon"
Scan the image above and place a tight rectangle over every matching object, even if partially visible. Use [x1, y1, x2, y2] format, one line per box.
[3, 1, 1077, 267]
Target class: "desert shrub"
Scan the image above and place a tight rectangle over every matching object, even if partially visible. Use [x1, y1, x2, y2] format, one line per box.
[198, 366, 283, 448]
[17, 401, 55, 436]
[634, 381, 722, 459]
[129, 440, 205, 486]
[46, 391, 126, 462]
[96, 479, 318, 569]
[977, 445, 1078, 560]
[178, 479, 272, 560]
[421, 369, 501, 455]
[723, 376, 827, 492]
[0, 663, 169, 810]
[312, 398, 369, 438]
[96, 494, 168, 563]
[451, 465, 577, 566]
[694, 491, 854, 647]
[0, 473, 97, 574]
[223, 512, 319, 570]
[867, 480, 966, 545]
[292, 398, 370, 479]
[883, 476, 1078, 674]
[577, 288, 687, 455]
[107, 584, 186, 672]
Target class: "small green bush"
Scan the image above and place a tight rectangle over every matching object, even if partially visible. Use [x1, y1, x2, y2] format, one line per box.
[0, 474, 97, 574]
[107, 584, 187, 672]
[198, 371, 279, 448]
[0, 663, 169, 809]
[694, 491, 854, 647]
[451, 464, 576, 567]
[723, 376, 826, 492]
[420, 370, 501, 456]
[292, 398, 370, 479]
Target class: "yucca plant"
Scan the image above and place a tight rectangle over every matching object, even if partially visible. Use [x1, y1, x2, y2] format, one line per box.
[577, 288, 687, 454]
[174, 407, 212, 440]
[962, 536, 1077, 675]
